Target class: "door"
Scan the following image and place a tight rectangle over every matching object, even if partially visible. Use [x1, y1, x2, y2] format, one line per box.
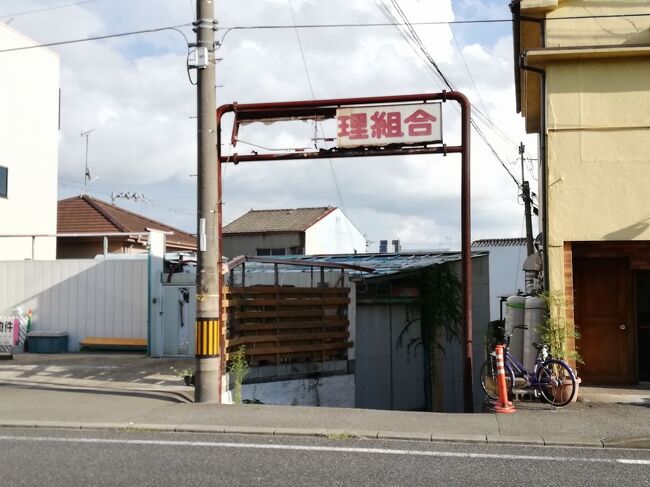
[636, 272, 650, 382]
[162, 285, 196, 356]
[574, 258, 634, 383]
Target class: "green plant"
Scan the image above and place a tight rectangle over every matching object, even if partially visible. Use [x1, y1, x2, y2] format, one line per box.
[169, 366, 195, 379]
[228, 345, 249, 404]
[394, 264, 462, 409]
[537, 291, 582, 364]
[326, 432, 351, 440]
[396, 265, 462, 353]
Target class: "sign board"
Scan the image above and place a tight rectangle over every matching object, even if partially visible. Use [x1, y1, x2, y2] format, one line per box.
[0, 318, 14, 356]
[0, 319, 13, 346]
[336, 103, 442, 149]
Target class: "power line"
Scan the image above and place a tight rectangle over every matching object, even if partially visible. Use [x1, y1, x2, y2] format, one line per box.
[450, 26, 490, 121]
[0, 0, 104, 19]
[374, 1, 521, 187]
[58, 176, 196, 216]
[0, 23, 192, 53]
[219, 11, 650, 30]
[5, 12, 650, 54]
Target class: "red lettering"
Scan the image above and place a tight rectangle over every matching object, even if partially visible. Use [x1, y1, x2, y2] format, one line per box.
[370, 111, 404, 139]
[404, 109, 437, 137]
[348, 113, 368, 139]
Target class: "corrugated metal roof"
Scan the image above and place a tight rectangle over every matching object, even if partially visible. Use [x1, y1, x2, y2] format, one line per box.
[57, 195, 196, 250]
[223, 207, 336, 234]
[237, 251, 487, 279]
[472, 238, 526, 248]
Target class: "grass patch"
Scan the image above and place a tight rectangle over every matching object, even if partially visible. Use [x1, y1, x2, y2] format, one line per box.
[326, 432, 351, 440]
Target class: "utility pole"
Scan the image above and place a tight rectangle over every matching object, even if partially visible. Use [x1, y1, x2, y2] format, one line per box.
[520, 142, 535, 257]
[194, 0, 221, 403]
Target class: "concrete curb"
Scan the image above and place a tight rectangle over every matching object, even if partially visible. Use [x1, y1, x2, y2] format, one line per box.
[2, 420, 645, 449]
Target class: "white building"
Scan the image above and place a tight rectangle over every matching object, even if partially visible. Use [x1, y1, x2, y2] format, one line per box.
[471, 238, 527, 321]
[223, 207, 366, 257]
[0, 23, 60, 260]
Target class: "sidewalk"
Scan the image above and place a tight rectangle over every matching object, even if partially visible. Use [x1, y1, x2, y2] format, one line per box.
[0, 353, 194, 402]
[0, 354, 648, 449]
[0, 385, 648, 449]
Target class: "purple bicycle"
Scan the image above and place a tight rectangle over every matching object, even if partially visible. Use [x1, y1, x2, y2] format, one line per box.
[479, 325, 577, 407]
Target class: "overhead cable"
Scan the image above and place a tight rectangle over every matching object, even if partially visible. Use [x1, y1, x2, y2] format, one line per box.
[0, 23, 192, 53]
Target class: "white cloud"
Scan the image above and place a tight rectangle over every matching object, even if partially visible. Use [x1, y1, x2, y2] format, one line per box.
[3, 0, 538, 248]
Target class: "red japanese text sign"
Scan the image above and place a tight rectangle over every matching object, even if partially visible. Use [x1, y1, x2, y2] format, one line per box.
[336, 103, 442, 148]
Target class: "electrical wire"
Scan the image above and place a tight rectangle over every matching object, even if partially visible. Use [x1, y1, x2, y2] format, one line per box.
[374, 0, 521, 187]
[58, 176, 196, 216]
[0, 0, 104, 19]
[450, 26, 490, 121]
[0, 23, 193, 53]
[5, 13, 650, 54]
[237, 138, 311, 152]
[286, 0, 356, 252]
[219, 11, 650, 30]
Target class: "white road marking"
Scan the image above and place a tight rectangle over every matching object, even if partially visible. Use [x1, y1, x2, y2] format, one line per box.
[0, 435, 648, 465]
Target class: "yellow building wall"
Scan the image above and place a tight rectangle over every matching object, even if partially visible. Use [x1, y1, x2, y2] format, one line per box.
[543, 1, 650, 48]
[545, 56, 650, 289]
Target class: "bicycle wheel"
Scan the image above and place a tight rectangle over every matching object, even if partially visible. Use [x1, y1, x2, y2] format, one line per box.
[537, 359, 576, 407]
[479, 356, 514, 401]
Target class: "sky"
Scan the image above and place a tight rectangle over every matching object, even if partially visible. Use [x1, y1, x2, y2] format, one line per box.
[1, 0, 539, 251]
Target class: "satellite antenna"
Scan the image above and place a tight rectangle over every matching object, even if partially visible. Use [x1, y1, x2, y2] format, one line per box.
[80, 128, 95, 189]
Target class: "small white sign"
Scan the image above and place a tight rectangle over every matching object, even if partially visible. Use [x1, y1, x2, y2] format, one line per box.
[336, 103, 442, 149]
[0, 319, 14, 347]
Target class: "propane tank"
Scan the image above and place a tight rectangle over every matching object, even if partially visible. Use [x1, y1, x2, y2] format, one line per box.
[524, 296, 546, 371]
[505, 295, 526, 364]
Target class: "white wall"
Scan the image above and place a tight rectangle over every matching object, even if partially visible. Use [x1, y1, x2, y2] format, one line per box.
[0, 24, 60, 260]
[479, 244, 527, 321]
[0, 259, 147, 351]
[236, 375, 355, 407]
[304, 208, 366, 255]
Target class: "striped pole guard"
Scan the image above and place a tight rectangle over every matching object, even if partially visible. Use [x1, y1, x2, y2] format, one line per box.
[495, 346, 505, 374]
[195, 318, 220, 357]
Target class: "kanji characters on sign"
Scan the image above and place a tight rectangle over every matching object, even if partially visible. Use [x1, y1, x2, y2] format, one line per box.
[336, 103, 442, 148]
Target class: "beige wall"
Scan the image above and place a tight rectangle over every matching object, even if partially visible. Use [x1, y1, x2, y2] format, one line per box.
[545, 1, 650, 48]
[518, 1, 650, 290]
[545, 57, 650, 288]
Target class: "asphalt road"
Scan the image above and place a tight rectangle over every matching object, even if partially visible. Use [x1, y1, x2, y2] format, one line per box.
[1, 428, 649, 486]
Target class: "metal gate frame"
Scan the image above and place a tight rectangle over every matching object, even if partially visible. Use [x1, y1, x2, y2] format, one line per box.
[215, 91, 474, 411]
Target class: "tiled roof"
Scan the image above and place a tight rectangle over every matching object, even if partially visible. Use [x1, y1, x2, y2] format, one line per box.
[57, 195, 196, 250]
[472, 238, 526, 248]
[223, 207, 336, 234]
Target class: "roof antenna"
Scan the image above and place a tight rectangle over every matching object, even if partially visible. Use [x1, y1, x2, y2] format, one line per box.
[80, 128, 96, 194]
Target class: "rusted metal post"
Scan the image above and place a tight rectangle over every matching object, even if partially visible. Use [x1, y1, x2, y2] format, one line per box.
[456, 92, 473, 413]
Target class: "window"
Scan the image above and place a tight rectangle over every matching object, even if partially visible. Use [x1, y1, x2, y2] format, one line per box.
[256, 248, 286, 256]
[290, 246, 304, 255]
[0, 166, 6, 198]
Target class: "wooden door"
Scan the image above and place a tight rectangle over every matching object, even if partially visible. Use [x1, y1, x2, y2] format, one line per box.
[574, 258, 634, 383]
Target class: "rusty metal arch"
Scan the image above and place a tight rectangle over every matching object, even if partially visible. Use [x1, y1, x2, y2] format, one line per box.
[216, 91, 474, 412]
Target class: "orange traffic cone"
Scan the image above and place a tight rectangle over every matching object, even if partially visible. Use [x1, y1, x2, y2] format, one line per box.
[493, 344, 516, 414]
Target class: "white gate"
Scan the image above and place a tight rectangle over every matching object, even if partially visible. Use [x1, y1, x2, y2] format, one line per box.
[161, 273, 196, 357]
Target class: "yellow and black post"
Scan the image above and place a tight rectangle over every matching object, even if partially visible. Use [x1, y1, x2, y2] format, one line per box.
[195, 318, 220, 358]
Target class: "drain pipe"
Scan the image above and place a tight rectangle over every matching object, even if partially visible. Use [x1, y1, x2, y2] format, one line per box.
[511, 2, 550, 290]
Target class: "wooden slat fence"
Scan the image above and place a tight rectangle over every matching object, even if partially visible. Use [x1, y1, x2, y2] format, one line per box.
[223, 285, 351, 366]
